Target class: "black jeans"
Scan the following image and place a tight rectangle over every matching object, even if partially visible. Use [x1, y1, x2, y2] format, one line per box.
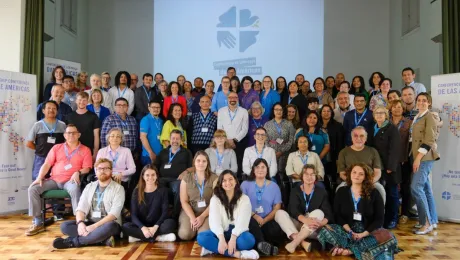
[159, 178, 181, 219]
[248, 217, 285, 246]
[60, 220, 121, 246]
[122, 219, 177, 242]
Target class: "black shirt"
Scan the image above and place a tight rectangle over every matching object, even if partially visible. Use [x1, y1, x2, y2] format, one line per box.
[288, 184, 334, 223]
[134, 85, 157, 120]
[131, 187, 169, 227]
[67, 111, 101, 153]
[155, 146, 193, 179]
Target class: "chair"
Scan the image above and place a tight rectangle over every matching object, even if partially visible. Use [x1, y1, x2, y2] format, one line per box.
[41, 190, 71, 229]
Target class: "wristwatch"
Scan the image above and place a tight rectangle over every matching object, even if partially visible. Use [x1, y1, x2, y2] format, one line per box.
[76, 220, 84, 225]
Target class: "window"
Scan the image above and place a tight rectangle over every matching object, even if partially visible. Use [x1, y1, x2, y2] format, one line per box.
[61, 0, 77, 35]
[402, 0, 420, 36]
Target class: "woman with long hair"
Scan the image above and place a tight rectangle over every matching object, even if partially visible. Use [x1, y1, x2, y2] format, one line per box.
[350, 76, 369, 103]
[368, 72, 385, 102]
[295, 110, 330, 163]
[308, 77, 334, 109]
[87, 88, 111, 122]
[122, 165, 177, 242]
[286, 104, 301, 130]
[76, 71, 91, 92]
[163, 81, 187, 118]
[260, 76, 280, 118]
[44, 65, 66, 101]
[282, 81, 307, 120]
[205, 130, 238, 175]
[369, 78, 392, 111]
[160, 103, 187, 148]
[230, 76, 241, 93]
[178, 151, 218, 240]
[242, 159, 284, 256]
[183, 81, 195, 117]
[197, 170, 259, 259]
[275, 76, 288, 101]
[318, 163, 398, 258]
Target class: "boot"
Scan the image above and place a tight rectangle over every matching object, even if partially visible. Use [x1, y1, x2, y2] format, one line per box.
[285, 226, 313, 254]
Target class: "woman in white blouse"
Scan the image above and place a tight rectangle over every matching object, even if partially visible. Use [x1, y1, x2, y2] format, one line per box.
[197, 170, 259, 259]
[285, 136, 324, 188]
[242, 127, 278, 179]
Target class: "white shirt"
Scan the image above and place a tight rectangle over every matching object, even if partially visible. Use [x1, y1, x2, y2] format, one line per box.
[108, 86, 135, 115]
[242, 145, 278, 177]
[285, 151, 325, 181]
[217, 106, 249, 141]
[209, 194, 252, 237]
[85, 88, 114, 113]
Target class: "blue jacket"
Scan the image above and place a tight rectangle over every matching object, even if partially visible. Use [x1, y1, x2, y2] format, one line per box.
[87, 104, 111, 123]
[260, 89, 280, 118]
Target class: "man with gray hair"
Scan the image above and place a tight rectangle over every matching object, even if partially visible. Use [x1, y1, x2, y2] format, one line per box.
[37, 84, 73, 123]
[333, 91, 353, 124]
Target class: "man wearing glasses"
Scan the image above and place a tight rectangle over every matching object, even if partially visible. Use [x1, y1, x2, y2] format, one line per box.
[343, 93, 374, 146]
[53, 158, 124, 249]
[187, 95, 218, 155]
[140, 100, 164, 165]
[101, 98, 138, 152]
[26, 124, 92, 236]
[61, 75, 77, 110]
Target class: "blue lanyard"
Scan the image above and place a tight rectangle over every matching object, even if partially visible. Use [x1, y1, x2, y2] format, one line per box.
[252, 118, 262, 128]
[288, 96, 293, 104]
[228, 107, 238, 122]
[142, 86, 151, 101]
[95, 185, 106, 210]
[41, 120, 57, 134]
[109, 150, 119, 164]
[171, 95, 178, 104]
[254, 145, 264, 159]
[117, 86, 127, 98]
[410, 114, 424, 135]
[351, 191, 361, 212]
[299, 152, 309, 165]
[194, 173, 206, 199]
[64, 144, 80, 162]
[354, 109, 368, 126]
[274, 120, 283, 135]
[150, 114, 161, 131]
[200, 112, 210, 124]
[373, 124, 381, 136]
[215, 149, 224, 166]
[115, 113, 128, 129]
[302, 185, 314, 213]
[255, 179, 267, 204]
[317, 92, 324, 103]
[307, 132, 314, 143]
[168, 147, 180, 164]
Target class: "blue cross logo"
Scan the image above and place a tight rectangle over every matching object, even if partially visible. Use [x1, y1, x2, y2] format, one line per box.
[217, 6, 259, 52]
[442, 191, 451, 200]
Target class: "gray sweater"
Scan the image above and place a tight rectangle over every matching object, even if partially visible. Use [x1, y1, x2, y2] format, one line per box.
[205, 148, 238, 175]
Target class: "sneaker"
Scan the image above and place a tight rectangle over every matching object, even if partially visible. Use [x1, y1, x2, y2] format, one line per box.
[399, 215, 408, 224]
[156, 233, 176, 242]
[256, 242, 278, 256]
[104, 236, 115, 247]
[200, 247, 213, 256]
[54, 214, 64, 221]
[240, 249, 260, 259]
[53, 237, 77, 249]
[414, 225, 433, 235]
[25, 224, 45, 236]
[128, 236, 141, 243]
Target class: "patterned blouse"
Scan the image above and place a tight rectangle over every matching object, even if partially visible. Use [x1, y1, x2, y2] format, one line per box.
[264, 119, 296, 171]
[369, 93, 388, 111]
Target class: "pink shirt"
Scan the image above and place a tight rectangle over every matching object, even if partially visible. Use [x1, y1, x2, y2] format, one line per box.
[46, 143, 93, 183]
[96, 146, 136, 182]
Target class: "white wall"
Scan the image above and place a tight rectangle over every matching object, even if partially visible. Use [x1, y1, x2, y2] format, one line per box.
[389, 0, 442, 91]
[87, 0, 154, 79]
[0, 0, 26, 72]
[44, 0, 89, 70]
[323, 0, 390, 83]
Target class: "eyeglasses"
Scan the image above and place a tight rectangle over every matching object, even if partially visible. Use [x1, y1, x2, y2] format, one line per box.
[109, 135, 122, 139]
[115, 104, 128, 107]
[96, 167, 111, 172]
[374, 112, 386, 115]
[352, 134, 366, 139]
[149, 106, 161, 109]
[64, 131, 79, 135]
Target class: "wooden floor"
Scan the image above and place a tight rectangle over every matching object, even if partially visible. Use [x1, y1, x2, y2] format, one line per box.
[1, 214, 459, 260]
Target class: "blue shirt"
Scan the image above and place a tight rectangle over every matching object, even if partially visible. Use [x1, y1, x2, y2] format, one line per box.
[260, 89, 280, 118]
[140, 114, 164, 156]
[211, 91, 229, 113]
[87, 104, 111, 123]
[36, 101, 72, 123]
[295, 129, 330, 157]
[241, 180, 282, 218]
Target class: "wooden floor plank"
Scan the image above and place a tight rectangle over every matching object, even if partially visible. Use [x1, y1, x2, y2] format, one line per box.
[0, 214, 458, 259]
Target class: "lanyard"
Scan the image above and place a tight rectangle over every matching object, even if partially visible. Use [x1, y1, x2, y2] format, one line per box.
[354, 109, 368, 126]
[299, 152, 309, 165]
[64, 143, 80, 162]
[115, 113, 128, 129]
[171, 95, 178, 104]
[307, 132, 314, 143]
[302, 185, 314, 212]
[288, 96, 293, 104]
[228, 107, 238, 122]
[254, 145, 264, 159]
[252, 117, 262, 128]
[117, 86, 127, 98]
[200, 112, 210, 124]
[373, 124, 381, 136]
[317, 92, 324, 103]
[410, 115, 424, 135]
[194, 173, 206, 199]
[109, 150, 119, 164]
[255, 179, 267, 204]
[142, 86, 151, 101]
[41, 120, 57, 134]
[274, 120, 283, 135]
[168, 147, 180, 164]
[95, 185, 106, 210]
[351, 191, 361, 213]
[150, 114, 161, 131]
[215, 149, 224, 166]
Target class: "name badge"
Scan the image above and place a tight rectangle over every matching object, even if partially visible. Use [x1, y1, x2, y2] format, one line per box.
[157, 135, 160, 140]
[256, 206, 264, 214]
[353, 212, 362, 221]
[123, 130, 130, 135]
[64, 164, 72, 170]
[47, 137, 56, 144]
[187, 112, 192, 116]
[311, 145, 316, 151]
[164, 164, 171, 169]
[197, 200, 206, 208]
[92, 211, 101, 218]
[276, 138, 284, 144]
[201, 127, 209, 133]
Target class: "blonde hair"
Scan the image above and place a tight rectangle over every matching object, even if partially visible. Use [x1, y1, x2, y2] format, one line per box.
[373, 105, 389, 120]
[248, 101, 265, 116]
[76, 71, 88, 87]
[210, 129, 230, 149]
[94, 158, 113, 169]
[89, 88, 104, 104]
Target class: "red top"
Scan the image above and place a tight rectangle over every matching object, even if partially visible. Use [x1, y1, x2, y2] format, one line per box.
[45, 143, 93, 183]
[163, 95, 187, 118]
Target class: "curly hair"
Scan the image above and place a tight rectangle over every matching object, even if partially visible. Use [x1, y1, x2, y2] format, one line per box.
[213, 170, 242, 221]
[345, 163, 374, 199]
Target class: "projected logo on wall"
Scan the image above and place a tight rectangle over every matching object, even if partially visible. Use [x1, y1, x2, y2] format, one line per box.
[214, 6, 262, 76]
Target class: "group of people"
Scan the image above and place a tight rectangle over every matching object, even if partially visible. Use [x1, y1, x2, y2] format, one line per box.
[24, 65, 441, 259]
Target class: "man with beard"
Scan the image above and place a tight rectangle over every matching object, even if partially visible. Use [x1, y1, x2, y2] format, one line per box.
[53, 158, 125, 248]
[402, 86, 417, 120]
[333, 92, 353, 124]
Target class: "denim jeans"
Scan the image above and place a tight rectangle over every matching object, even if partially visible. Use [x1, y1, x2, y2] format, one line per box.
[61, 220, 121, 246]
[384, 182, 400, 224]
[410, 160, 438, 226]
[197, 225, 255, 257]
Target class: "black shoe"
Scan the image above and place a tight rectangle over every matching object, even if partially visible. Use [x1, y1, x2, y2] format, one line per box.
[53, 237, 77, 249]
[257, 242, 278, 256]
[408, 212, 419, 219]
[385, 221, 397, 229]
